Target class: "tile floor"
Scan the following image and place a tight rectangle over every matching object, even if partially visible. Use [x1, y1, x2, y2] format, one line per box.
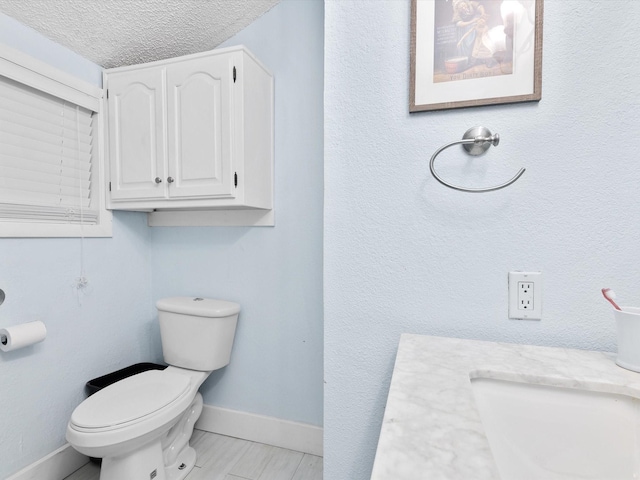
[64, 430, 322, 480]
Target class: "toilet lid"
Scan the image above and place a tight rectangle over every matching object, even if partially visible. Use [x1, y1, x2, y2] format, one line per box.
[71, 370, 191, 429]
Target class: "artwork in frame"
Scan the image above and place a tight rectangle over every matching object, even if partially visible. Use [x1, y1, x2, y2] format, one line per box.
[410, 0, 543, 112]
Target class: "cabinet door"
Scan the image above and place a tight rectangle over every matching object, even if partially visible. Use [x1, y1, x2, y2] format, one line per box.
[166, 56, 235, 199]
[107, 68, 166, 200]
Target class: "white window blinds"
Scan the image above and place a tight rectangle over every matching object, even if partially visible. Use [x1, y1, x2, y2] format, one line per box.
[0, 75, 97, 224]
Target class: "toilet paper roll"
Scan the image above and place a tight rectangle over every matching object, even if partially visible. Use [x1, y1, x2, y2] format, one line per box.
[0, 321, 47, 352]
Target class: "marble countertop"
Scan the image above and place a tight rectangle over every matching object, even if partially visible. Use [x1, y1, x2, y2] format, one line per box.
[370, 334, 640, 480]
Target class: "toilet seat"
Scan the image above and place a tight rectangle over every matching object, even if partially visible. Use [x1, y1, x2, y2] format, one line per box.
[71, 370, 191, 432]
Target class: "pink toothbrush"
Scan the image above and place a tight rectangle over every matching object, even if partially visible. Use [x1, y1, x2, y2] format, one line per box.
[602, 288, 621, 310]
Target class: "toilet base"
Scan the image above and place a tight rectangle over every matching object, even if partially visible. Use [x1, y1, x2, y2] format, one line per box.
[100, 440, 166, 480]
[97, 393, 203, 480]
[165, 446, 196, 480]
[98, 433, 197, 480]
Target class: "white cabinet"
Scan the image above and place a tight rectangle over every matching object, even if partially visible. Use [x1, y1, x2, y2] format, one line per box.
[106, 68, 166, 201]
[166, 55, 233, 200]
[104, 46, 273, 225]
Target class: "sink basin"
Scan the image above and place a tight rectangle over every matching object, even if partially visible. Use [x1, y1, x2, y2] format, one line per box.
[471, 377, 640, 479]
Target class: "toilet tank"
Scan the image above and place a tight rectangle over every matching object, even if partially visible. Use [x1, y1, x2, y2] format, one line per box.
[156, 297, 240, 371]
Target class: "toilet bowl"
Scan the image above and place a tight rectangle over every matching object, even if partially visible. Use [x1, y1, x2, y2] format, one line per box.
[66, 297, 240, 480]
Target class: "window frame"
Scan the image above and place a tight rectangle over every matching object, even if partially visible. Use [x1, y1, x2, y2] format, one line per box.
[0, 44, 112, 238]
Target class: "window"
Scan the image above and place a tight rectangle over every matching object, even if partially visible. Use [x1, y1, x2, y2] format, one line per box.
[0, 44, 111, 237]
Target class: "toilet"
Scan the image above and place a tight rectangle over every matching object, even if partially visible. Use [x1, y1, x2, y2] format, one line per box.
[66, 297, 240, 480]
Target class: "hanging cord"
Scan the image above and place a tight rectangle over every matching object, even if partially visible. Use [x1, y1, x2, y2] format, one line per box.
[73, 103, 88, 303]
[77, 105, 86, 281]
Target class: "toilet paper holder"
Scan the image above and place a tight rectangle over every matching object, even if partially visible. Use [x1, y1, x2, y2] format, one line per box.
[0, 321, 47, 352]
[1, 289, 6, 345]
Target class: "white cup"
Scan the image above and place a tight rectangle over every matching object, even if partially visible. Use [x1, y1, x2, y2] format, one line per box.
[614, 307, 640, 372]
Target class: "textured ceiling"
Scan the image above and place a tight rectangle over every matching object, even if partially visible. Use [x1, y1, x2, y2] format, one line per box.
[0, 0, 280, 68]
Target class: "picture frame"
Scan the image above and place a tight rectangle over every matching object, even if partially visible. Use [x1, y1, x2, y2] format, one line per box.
[410, 0, 543, 112]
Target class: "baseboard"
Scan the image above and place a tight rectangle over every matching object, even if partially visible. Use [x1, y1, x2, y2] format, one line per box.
[6, 443, 88, 480]
[195, 404, 323, 456]
[7, 408, 321, 479]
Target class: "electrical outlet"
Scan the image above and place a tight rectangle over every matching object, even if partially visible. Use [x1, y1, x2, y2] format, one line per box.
[518, 282, 534, 310]
[509, 272, 542, 320]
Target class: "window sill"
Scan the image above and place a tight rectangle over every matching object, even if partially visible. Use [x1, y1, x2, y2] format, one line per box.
[0, 215, 113, 238]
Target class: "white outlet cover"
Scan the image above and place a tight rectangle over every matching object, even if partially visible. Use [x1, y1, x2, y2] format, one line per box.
[508, 271, 543, 320]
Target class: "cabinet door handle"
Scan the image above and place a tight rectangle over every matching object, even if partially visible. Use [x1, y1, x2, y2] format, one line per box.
[155, 177, 162, 184]
[167, 177, 175, 183]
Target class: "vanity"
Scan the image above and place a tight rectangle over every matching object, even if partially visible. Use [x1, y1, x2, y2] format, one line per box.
[371, 334, 640, 480]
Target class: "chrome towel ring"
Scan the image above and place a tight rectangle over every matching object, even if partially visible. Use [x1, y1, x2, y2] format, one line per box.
[429, 126, 525, 193]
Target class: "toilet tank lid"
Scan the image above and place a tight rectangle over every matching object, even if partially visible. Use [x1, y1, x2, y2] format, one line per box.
[156, 297, 240, 317]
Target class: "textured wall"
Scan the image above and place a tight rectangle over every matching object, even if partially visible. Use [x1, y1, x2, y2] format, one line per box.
[0, 2, 322, 476]
[0, 16, 156, 478]
[0, 5, 323, 476]
[324, 1, 640, 478]
[0, 212, 156, 479]
[151, 0, 324, 427]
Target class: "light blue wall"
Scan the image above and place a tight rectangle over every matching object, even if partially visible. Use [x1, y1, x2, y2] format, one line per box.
[1, 3, 322, 476]
[0, 15, 156, 479]
[150, 0, 324, 426]
[0, 12, 102, 85]
[325, 0, 640, 478]
[0, 216, 156, 479]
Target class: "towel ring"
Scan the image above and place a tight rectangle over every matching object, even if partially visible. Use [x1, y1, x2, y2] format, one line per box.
[429, 126, 526, 193]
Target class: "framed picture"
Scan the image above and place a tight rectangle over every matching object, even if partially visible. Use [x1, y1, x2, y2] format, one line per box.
[410, 0, 543, 112]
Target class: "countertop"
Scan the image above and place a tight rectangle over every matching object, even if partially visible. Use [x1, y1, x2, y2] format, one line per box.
[370, 334, 640, 480]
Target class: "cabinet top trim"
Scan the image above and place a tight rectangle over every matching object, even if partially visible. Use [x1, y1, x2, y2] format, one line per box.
[104, 45, 272, 77]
